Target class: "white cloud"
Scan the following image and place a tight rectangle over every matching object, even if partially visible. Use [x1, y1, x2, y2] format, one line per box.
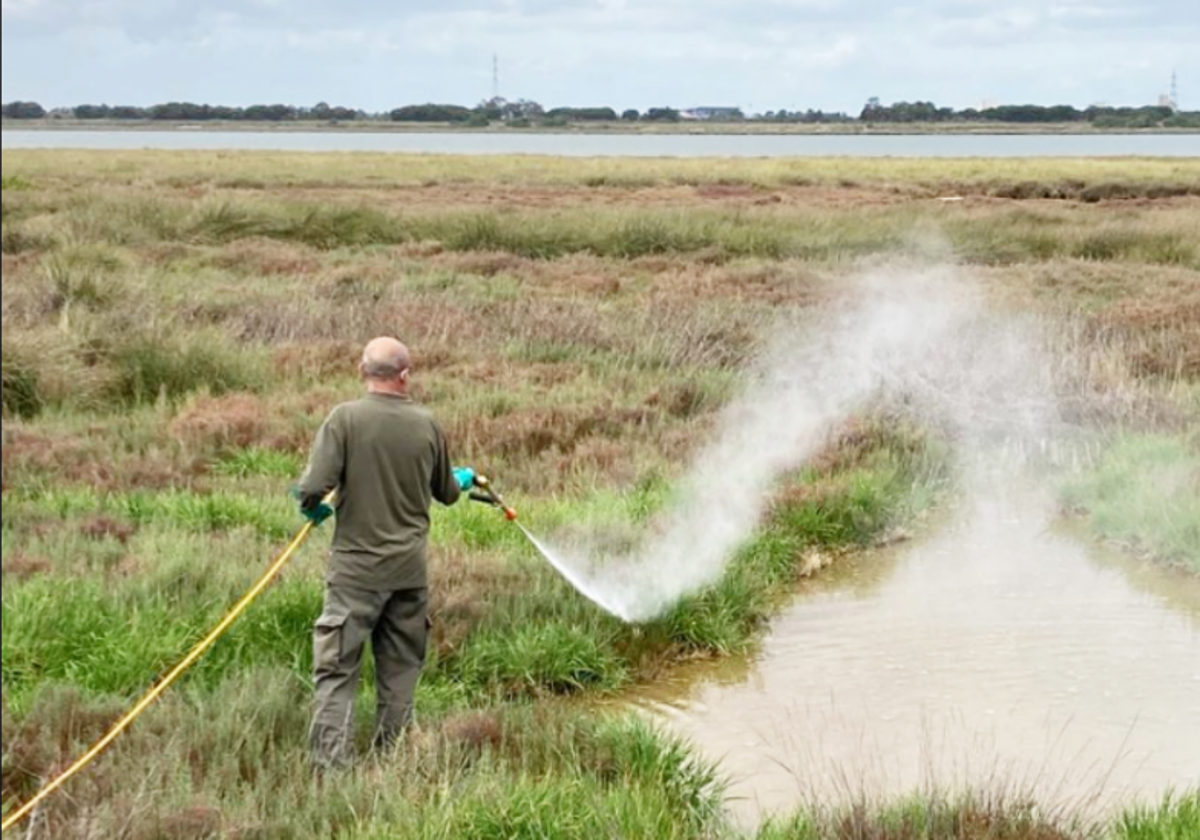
[1, 0, 46, 18]
[1, 1, 1195, 110]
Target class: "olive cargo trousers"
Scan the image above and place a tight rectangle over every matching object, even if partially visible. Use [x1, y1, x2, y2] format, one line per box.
[308, 584, 428, 768]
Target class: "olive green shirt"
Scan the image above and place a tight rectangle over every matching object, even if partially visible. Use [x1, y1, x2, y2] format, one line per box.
[298, 393, 461, 591]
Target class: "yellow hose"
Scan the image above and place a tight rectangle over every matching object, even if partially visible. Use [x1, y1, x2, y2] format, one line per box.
[2, 500, 330, 834]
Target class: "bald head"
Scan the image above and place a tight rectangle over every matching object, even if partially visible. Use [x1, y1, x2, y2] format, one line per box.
[360, 337, 412, 387]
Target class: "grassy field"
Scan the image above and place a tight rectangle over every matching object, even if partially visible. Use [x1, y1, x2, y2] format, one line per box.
[2, 151, 1198, 837]
[6, 148, 1200, 193]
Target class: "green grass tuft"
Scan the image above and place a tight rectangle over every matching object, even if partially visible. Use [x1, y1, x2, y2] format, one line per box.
[450, 623, 629, 697]
[106, 331, 267, 405]
[1113, 790, 1200, 840]
[1, 348, 43, 419]
[1062, 433, 1200, 572]
[214, 447, 304, 479]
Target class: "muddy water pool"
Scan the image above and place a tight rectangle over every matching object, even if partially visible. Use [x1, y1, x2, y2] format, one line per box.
[630, 487, 1200, 826]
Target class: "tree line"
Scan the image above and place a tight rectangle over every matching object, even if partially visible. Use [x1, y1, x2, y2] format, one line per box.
[858, 99, 1197, 128]
[1, 101, 363, 122]
[3, 98, 1196, 128]
[0, 98, 698, 125]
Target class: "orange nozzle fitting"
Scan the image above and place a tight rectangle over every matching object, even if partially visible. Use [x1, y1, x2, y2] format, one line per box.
[474, 475, 517, 522]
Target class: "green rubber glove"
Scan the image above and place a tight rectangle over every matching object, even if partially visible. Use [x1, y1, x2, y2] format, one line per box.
[303, 501, 334, 527]
[291, 487, 334, 526]
[453, 467, 476, 491]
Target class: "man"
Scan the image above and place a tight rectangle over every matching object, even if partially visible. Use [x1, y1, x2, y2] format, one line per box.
[295, 336, 474, 768]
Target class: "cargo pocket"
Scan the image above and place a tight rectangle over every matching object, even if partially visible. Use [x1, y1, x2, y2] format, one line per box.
[313, 614, 348, 672]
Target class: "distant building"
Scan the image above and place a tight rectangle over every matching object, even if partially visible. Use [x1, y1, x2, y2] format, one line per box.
[1157, 94, 1178, 112]
[680, 106, 743, 121]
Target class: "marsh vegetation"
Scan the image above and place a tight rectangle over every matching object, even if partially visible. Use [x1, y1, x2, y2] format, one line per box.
[2, 151, 1197, 837]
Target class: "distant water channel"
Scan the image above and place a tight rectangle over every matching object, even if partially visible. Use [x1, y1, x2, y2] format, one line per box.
[2, 129, 1198, 157]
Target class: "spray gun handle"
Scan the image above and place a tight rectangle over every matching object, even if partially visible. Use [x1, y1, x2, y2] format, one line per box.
[469, 473, 495, 504]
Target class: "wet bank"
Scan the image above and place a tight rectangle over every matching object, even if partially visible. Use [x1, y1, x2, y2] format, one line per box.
[629, 484, 1200, 828]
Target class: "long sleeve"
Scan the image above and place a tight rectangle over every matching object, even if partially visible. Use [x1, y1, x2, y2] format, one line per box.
[429, 422, 461, 507]
[298, 406, 347, 509]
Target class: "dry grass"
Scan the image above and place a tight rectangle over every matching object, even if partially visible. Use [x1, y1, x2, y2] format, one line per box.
[757, 789, 1096, 840]
[5, 149, 1199, 193]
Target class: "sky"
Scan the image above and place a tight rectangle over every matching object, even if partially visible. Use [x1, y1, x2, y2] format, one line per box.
[2, 0, 1195, 114]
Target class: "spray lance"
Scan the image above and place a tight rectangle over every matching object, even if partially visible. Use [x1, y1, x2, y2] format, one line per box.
[467, 473, 519, 521]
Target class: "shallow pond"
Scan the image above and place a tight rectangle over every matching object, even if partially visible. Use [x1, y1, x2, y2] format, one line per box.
[629, 486, 1200, 826]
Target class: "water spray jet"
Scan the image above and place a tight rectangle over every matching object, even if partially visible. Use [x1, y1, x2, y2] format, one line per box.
[468, 473, 634, 621]
[466, 267, 1071, 626]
